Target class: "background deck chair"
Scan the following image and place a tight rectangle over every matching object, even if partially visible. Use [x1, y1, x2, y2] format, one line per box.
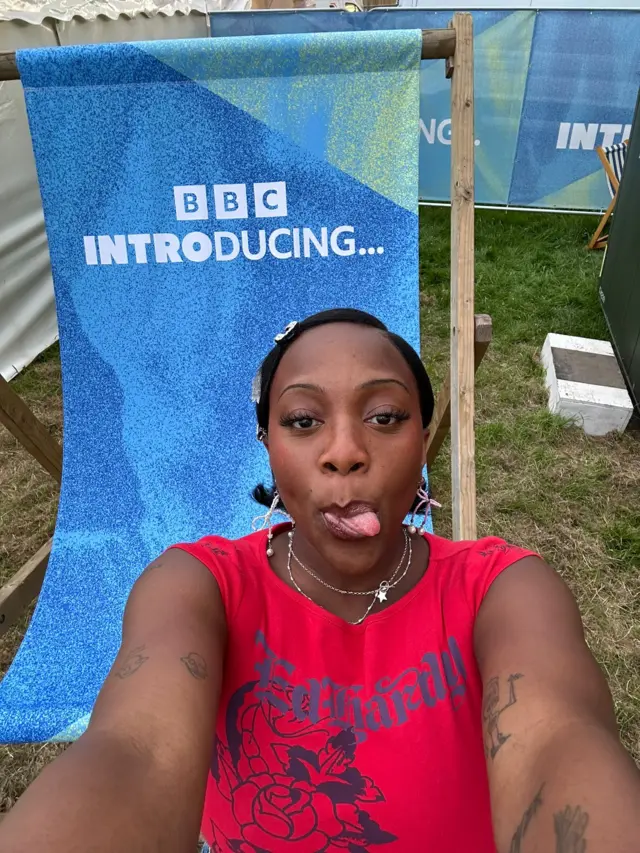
[0, 16, 484, 753]
[588, 140, 628, 250]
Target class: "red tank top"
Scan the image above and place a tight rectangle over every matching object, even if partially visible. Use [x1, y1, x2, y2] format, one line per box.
[172, 526, 536, 853]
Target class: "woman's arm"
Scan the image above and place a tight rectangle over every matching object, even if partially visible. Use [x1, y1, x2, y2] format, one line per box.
[0, 547, 225, 853]
[475, 556, 640, 853]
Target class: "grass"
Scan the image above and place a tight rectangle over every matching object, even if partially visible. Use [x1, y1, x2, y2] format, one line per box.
[0, 344, 61, 593]
[0, 207, 638, 814]
[0, 344, 65, 812]
[420, 208, 640, 761]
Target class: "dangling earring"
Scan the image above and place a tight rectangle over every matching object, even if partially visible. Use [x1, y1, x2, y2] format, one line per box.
[251, 490, 287, 557]
[408, 478, 442, 535]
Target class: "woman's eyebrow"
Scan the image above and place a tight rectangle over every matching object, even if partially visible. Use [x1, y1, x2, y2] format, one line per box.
[278, 382, 325, 400]
[359, 378, 411, 394]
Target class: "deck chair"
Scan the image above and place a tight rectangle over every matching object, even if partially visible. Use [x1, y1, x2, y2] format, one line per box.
[0, 16, 483, 752]
[588, 140, 628, 250]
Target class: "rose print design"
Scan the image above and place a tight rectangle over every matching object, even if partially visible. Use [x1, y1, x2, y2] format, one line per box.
[208, 681, 397, 852]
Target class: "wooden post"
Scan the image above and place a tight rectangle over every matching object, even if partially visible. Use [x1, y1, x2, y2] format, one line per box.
[0, 539, 52, 636]
[0, 375, 59, 630]
[0, 375, 62, 483]
[0, 32, 457, 80]
[449, 12, 476, 541]
[0, 50, 17, 80]
[421, 29, 456, 60]
[427, 315, 491, 469]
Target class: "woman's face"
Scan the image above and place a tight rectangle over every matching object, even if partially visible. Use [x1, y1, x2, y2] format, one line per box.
[266, 323, 429, 574]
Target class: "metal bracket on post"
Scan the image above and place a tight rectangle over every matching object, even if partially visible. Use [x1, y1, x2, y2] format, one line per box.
[445, 21, 455, 79]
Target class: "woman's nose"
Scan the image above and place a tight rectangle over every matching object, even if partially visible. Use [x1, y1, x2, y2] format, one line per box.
[319, 421, 370, 475]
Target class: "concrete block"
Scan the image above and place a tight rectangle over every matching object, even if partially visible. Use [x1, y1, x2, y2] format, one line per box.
[541, 333, 633, 436]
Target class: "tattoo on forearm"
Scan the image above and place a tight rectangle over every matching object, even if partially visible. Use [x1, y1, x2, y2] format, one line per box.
[554, 805, 589, 853]
[482, 672, 523, 760]
[115, 645, 149, 679]
[509, 785, 545, 853]
[180, 652, 208, 680]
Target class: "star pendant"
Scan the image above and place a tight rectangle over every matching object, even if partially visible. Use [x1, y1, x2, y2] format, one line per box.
[376, 587, 389, 603]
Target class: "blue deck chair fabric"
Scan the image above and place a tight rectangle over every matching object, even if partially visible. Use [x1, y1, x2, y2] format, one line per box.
[0, 31, 424, 743]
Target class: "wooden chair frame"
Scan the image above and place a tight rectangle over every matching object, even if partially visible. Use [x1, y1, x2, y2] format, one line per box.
[588, 141, 628, 250]
[0, 13, 489, 636]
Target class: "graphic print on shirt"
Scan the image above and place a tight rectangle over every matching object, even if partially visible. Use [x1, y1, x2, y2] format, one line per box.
[207, 631, 468, 852]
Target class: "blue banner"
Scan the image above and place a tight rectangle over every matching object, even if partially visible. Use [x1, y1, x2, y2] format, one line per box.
[211, 9, 640, 211]
[408, 9, 535, 205]
[1, 31, 422, 742]
[511, 10, 640, 209]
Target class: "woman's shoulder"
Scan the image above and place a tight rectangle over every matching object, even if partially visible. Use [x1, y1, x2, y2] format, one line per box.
[426, 532, 534, 564]
[168, 529, 269, 620]
[170, 528, 267, 568]
[425, 532, 539, 616]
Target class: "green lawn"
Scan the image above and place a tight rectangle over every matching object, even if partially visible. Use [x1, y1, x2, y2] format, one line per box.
[0, 207, 638, 813]
[421, 208, 639, 761]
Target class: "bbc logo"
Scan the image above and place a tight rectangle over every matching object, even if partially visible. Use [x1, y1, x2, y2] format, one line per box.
[174, 182, 288, 221]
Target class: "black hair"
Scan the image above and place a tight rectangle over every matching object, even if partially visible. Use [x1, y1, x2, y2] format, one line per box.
[251, 308, 434, 510]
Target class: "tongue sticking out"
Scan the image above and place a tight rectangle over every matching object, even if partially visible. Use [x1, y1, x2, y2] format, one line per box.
[323, 510, 381, 539]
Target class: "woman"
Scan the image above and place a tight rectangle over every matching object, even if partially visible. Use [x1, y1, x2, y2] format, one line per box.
[1, 309, 638, 853]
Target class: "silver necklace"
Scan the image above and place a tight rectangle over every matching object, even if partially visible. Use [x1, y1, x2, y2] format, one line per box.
[291, 528, 409, 600]
[286, 530, 413, 626]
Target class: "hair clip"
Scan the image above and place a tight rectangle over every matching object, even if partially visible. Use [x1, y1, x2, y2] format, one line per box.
[251, 368, 262, 404]
[256, 425, 267, 443]
[274, 320, 298, 344]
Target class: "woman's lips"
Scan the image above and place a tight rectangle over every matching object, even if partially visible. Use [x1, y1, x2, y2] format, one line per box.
[321, 505, 381, 540]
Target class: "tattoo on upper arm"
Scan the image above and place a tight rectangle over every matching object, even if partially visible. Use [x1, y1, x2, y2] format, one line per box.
[143, 559, 165, 574]
[482, 673, 523, 760]
[509, 785, 545, 853]
[554, 805, 589, 853]
[180, 652, 208, 680]
[114, 645, 149, 679]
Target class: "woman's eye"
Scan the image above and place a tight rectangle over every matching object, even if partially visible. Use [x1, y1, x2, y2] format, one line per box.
[366, 410, 409, 427]
[280, 413, 321, 430]
[370, 414, 394, 426]
[291, 417, 318, 430]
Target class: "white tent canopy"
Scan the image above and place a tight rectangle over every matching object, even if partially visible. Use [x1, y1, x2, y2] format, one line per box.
[0, 2, 208, 24]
